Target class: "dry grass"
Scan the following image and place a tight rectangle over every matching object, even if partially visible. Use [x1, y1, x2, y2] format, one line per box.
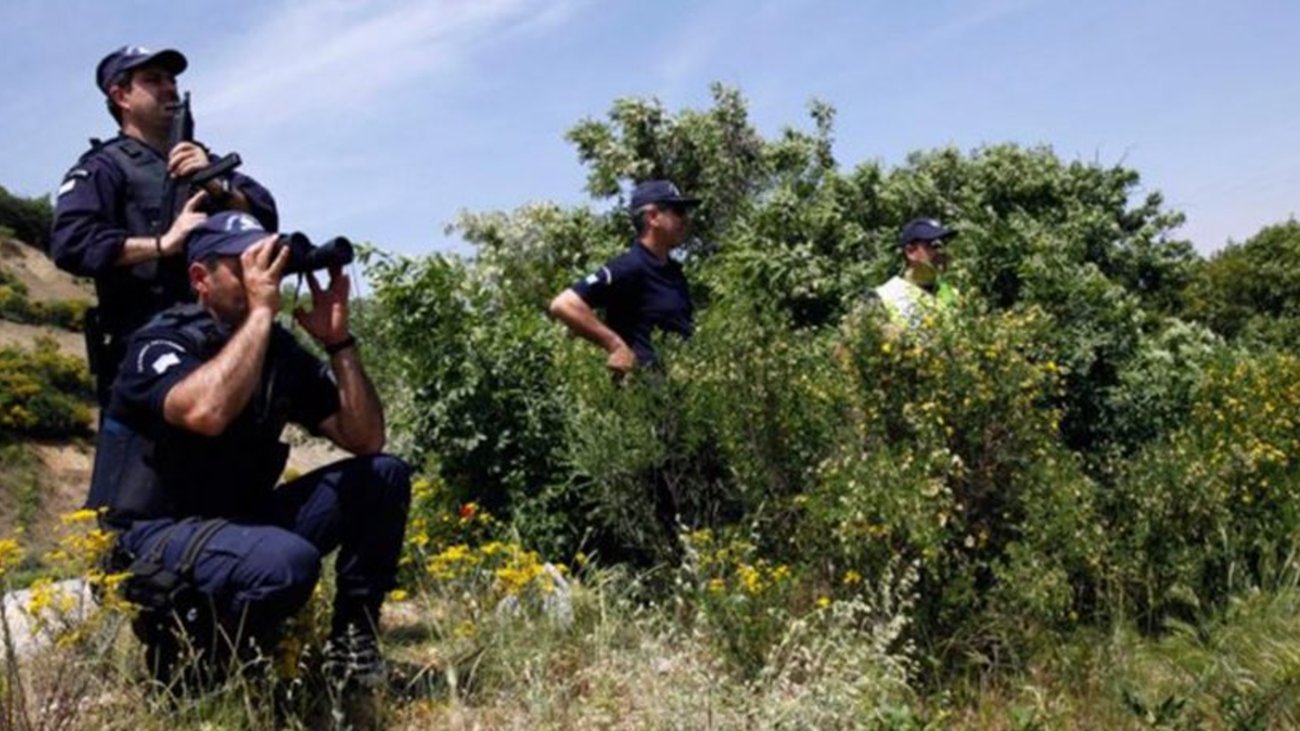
[8, 563, 1300, 730]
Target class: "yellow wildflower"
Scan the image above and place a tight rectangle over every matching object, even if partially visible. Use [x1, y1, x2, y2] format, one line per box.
[736, 564, 764, 595]
[426, 543, 478, 580]
[0, 538, 21, 575]
[59, 508, 99, 525]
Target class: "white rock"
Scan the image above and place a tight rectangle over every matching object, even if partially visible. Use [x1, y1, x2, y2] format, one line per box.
[1, 578, 94, 660]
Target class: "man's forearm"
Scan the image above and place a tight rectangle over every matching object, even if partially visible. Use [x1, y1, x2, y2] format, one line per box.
[328, 346, 385, 453]
[549, 290, 626, 353]
[114, 235, 173, 267]
[163, 308, 274, 435]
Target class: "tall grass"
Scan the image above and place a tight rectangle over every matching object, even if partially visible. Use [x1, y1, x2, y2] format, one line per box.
[8, 504, 1300, 729]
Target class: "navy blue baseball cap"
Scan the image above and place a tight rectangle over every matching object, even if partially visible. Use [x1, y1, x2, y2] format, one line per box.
[898, 217, 956, 247]
[629, 180, 701, 212]
[96, 45, 187, 94]
[186, 211, 305, 265]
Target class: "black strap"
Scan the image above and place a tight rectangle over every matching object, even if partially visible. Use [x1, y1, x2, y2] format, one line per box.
[138, 516, 226, 577]
[142, 517, 196, 564]
[177, 518, 228, 576]
[324, 334, 357, 356]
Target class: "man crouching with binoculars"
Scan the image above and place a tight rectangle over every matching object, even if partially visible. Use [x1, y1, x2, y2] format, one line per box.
[86, 210, 410, 691]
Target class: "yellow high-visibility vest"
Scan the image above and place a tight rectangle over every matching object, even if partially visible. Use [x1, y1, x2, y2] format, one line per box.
[873, 275, 959, 330]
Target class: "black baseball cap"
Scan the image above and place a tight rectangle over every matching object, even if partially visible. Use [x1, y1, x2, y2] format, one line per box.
[898, 217, 956, 247]
[629, 180, 701, 212]
[186, 211, 306, 265]
[96, 45, 187, 94]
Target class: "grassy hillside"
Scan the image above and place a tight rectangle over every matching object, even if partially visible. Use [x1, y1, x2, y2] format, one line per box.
[0, 232, 95, 577]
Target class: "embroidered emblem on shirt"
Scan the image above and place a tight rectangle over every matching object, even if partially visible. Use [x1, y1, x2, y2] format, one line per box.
[57, 170, 88, 196]
[151, 353, 181, 375]
[135, 340, 187, 374]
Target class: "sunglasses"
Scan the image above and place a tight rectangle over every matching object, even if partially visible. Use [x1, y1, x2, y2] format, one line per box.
[657, 203, 692, 216]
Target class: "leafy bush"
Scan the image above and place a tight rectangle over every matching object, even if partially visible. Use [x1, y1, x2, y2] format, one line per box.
[1106, 350, 1300, 627]
[0, 185, 53, 252]
[1184, 218, 1300, 349]
[813, 302, 1099, 654]
[0, 337, 93, 440]
[0, 266, 88, 331]
[363, 251, 570, 520]
[0, 442, 42, 530]
[361, 86, 1300, 678]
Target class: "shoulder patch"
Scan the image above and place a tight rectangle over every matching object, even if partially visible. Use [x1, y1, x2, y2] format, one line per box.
[56, 169, 89, 196]
[133, 340, 188, 374]
[583, 267, 613, 286]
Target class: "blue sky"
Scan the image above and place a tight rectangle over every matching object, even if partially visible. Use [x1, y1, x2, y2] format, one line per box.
[2, 0, 1297, 259]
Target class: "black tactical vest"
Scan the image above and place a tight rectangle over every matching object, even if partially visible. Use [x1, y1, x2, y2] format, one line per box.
[89, 137, 194, 342]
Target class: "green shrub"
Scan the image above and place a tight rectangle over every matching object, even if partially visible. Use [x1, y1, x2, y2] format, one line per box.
[0, 337, 93, 439]
[363, 250, 570, 521]
[0, 266, 88, 331]
[812, 303, 1099, 654]
[1184, 219, 1300, 349]
[0, 185, 53, 251]
[362, 87, 1300, 680]
[675, 528, 801, 674]
[0, 442, 42, 529]
[1106, 350, 1300, 628]
[551, 293, 851, 566]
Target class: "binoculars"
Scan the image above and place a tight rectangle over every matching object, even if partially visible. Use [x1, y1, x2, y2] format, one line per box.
[277, 234, 355, 276]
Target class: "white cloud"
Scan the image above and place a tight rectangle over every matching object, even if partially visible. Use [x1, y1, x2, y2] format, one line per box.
[195, 0, 576, 132]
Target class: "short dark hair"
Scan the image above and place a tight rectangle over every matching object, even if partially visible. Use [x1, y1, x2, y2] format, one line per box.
[104, 69, 133, 125]
[631, 205, 652, 236]
[631, 202, 693, 236]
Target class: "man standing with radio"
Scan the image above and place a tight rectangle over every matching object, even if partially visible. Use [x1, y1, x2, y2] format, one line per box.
[88, 212, 410, 688]
[50, 45, 278, 404]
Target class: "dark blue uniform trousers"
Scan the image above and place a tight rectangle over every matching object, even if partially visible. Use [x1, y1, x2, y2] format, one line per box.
[119, 454, 411, 640]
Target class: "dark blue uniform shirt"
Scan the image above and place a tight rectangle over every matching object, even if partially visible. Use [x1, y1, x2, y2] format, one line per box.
[95, 306, 338, 523]
[51, 136, 277, 339]
[571, 240, 694, 364]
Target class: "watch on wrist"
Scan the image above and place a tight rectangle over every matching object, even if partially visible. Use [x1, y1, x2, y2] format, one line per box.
[325, 334, 357, 356]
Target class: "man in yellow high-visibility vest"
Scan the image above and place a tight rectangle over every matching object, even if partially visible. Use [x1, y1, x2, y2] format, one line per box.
[873, 217, 959, 330]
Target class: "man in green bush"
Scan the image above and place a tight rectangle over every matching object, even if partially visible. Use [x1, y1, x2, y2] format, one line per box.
[873, 217, 960, 330]
[549, 180, 700, 375]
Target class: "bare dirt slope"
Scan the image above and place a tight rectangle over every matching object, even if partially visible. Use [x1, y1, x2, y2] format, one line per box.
[0, 237, 91, 360]
[0, 237, 92, 303]
[0, 319, 84, 359]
